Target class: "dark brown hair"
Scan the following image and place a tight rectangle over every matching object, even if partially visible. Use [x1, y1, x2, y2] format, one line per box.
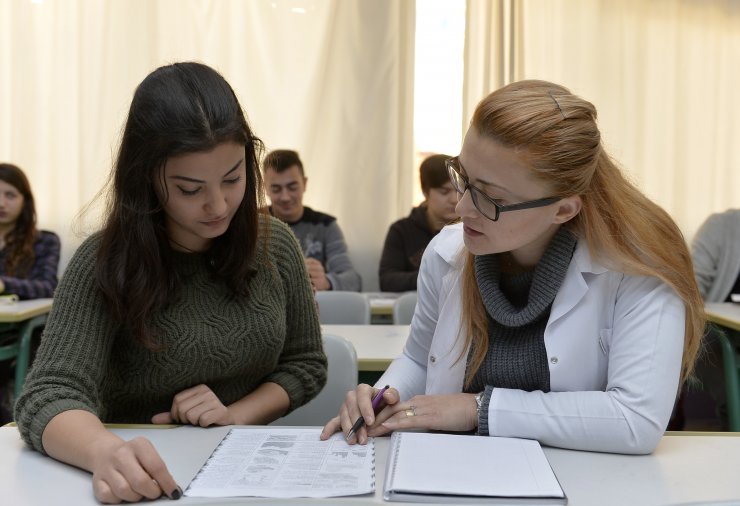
[419, 154, 452, 194]
[95, 62, 267, 348]
[263, 149, 304, 176]
[0, 163, 38, 276]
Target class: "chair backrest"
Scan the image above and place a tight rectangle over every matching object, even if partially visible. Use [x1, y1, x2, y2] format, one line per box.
[315, 291, 371, 324]
[272, 333, 358, 426]
[393, 291, 417, 325]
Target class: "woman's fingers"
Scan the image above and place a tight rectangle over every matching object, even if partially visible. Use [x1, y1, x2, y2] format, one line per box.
[133, 438, 180, 499]
[320, 415, 342, 440]
[92, 437, 179, 504]
[168, 384, 229, 426]
[151, 412, 173, 424]
[320, 384, 402, 444]
[380, 394, 478, 432]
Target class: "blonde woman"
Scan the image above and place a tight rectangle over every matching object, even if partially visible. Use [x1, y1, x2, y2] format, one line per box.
[322, 80, 703, 454]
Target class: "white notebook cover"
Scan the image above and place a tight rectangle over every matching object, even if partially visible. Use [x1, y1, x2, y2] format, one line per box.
[383, 432, 566, 504]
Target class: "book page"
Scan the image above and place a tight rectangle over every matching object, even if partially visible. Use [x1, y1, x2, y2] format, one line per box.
[185, 428, 375, 498]
[385, 432, 563, 500]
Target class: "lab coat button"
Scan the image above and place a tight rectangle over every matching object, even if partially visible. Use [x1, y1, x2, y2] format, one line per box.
[550, 356, 558, 364]
[430, 355, 437, 363]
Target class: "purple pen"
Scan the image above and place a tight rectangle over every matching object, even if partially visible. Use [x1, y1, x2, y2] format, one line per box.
[346, 385, 389, 441]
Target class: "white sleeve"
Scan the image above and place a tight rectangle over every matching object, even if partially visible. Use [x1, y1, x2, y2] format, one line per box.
[376, 234, 448, 400]
[488, 275, 685, 455]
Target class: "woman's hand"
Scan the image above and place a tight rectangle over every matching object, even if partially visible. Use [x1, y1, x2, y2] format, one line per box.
[41, 410, 181, 504]
[379, 393, 479, 433]
[320, 384, 400, 445]
[152, 384, 233, 427]
[91, 436, 180, 504]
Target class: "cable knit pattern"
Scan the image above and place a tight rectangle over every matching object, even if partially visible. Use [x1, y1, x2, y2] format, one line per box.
[15, 216, 327, 453]
[466, 228, 577, 435]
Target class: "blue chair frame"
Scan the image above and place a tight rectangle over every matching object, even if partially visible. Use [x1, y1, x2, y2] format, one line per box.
[713, 323, 740, 431]
[0, 313, 48, 398]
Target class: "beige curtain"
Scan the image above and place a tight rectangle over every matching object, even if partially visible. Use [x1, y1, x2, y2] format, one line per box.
[464, 0, 739, 239]
[0, 0, 415, 291]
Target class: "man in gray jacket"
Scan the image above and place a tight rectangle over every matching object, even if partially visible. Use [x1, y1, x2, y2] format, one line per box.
[263, 149, 361, 291]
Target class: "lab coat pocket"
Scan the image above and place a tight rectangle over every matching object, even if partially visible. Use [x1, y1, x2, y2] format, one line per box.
[598, 328, 613, 355]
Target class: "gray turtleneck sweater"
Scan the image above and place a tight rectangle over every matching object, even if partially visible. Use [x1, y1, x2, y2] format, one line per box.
[467, 227, 577, 435]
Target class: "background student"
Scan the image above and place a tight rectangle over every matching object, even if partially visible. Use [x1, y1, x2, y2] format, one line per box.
[682, 207, 740, 429]
[263, 149, 362, 291]
[692, 208, 740, 303]
[322, 80, 704, 455]
[378, 153, 458, 292]
[0, 163, 60, 299]
[15, 62, 327, 504]
[0, 162, 60, 424]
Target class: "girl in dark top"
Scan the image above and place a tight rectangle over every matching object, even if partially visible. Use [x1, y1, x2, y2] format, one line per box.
[15, 62, 326, 504]
[0, 163, 60, 299]
[0, 163, 60, 425]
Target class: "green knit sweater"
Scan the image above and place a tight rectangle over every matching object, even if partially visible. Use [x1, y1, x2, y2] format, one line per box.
[15, 217, 327, 453]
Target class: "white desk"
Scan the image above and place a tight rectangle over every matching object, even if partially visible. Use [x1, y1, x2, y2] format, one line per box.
[322, 324, 408, 372]
[706, 302, 740, 332]
[0, 297, 53, 323]
[3, 426, 740, 505]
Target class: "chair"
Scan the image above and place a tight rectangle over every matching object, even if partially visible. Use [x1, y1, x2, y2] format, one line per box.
[0, 313, 48, 397]
[272, 334, 358, 426]
[712, 324, 740, 431]
[315, 291, 371, 324]
[393, 291, 417, 325]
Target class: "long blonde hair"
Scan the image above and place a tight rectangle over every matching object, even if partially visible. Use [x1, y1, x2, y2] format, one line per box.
[461, 80, 704, 386]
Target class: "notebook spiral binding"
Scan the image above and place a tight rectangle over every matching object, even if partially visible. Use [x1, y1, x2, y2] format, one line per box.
[385, 431, 403, 491]
[370, 437, 377, 490]
[185, 428, 234, 492]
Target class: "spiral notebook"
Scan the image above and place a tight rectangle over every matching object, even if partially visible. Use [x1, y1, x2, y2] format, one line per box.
[383, 432, 566, 504]
[185, 428, 375, 498]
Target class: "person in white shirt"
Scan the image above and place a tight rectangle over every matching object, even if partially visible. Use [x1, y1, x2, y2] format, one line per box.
[321, 80, 704, 455]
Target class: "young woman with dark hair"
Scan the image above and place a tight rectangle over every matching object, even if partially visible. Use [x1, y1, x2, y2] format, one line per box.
[0, 163, 60, 299]
[0, 162, 60, 425]
[15, 62, 327, 503]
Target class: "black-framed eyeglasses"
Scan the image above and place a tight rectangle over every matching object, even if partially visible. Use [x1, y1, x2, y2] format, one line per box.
[445, 156, 561, 222]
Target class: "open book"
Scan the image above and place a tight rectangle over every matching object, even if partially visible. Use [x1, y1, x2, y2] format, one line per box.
[384, 432, 566, 504]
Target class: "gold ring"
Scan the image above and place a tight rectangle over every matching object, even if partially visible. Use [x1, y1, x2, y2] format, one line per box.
[405, 406, 416, 417]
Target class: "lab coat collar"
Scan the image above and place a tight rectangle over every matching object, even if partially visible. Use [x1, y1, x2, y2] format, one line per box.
[549, 239, 609, 324]
[433, 223, 466, 268]
[433, 223, 609, 325]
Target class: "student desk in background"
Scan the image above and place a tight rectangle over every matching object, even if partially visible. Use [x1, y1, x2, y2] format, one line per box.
[322, 324, 408, 385]
[2, 425, 740, 505]
[0, 298, 53, 397]
[363, 292, 400, 324]
[705, 302, 740, 431]
[706, 302, 740, 333]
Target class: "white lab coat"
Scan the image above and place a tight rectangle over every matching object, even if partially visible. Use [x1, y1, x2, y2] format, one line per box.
[378, 223, 685, 454]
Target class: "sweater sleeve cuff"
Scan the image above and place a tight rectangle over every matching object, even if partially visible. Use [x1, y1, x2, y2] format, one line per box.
[477, 385, 494, 436]
[23, 400, 97, 455]
[264, 372, 305, 413]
